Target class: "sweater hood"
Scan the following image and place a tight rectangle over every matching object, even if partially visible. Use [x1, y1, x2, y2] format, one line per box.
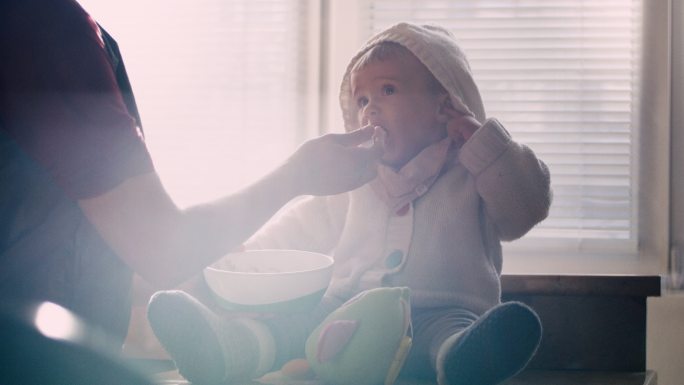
[340, 22, 486, 131]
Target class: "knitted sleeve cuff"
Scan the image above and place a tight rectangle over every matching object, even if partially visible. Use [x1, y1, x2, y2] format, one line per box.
[458, 118, 512, 175]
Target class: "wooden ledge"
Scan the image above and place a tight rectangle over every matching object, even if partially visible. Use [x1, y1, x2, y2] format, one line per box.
[501, 274, 659, 372]
[502, 274, 662, 297]
[504, 370, 657, 385]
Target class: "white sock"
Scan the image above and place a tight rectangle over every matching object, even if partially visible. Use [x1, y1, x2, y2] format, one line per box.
[232, 318, 276, 377]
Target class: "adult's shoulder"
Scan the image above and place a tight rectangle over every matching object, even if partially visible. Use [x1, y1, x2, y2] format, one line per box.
[0, 0, 153, 201]
[1, 0, 93, 34]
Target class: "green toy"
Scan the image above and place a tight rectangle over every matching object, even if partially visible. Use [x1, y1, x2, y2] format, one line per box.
[304, 287, 412, 385]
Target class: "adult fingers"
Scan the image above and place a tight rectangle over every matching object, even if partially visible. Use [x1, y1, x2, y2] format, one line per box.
[349, 126, 385, 161]
[368, 125, 386, 155]
[325, 125, 374, 147]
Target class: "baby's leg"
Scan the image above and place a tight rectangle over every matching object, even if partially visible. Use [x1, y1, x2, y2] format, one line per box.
[147, 290, 340, 384]
[147, 290, 266, 384]
[435, 302, 542, 385]
[401, 307, 479, 379]
[262, 296, 344, 368]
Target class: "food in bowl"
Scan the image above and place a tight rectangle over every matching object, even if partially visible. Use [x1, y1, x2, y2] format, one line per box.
[203, 249, 334, 313]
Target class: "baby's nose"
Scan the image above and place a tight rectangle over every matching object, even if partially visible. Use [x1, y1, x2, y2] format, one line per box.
[362, 102, 379, 120]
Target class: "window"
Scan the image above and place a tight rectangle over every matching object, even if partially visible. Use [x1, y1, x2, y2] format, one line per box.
[370, 2, 642, 243]
[324, 0, 669, 273]
[79, 0, 317, 208]
[79, 0, 670, 273]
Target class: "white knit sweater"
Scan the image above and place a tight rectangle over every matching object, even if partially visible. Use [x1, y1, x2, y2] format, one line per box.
[244, 118, 550, 315]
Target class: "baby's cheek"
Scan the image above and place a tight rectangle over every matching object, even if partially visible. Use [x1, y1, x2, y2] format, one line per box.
[380, 141, 403, 167]
[356, 114, 366, 128]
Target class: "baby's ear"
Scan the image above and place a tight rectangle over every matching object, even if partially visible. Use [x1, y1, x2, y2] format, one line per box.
[436, 93, 455, 123]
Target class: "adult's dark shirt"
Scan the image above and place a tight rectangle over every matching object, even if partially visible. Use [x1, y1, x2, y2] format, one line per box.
[0, 0, 154, 348]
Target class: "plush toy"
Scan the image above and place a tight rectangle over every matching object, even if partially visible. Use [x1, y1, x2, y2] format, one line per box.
[302, 287, 413, 385]
[259, 287, 412, 385]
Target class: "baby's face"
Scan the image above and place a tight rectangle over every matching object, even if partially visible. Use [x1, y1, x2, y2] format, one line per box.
[350, 55, 447, 169]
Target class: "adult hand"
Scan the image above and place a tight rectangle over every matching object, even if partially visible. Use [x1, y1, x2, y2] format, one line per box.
[283, 125, 385, 196]
[79, 126, 383, 288]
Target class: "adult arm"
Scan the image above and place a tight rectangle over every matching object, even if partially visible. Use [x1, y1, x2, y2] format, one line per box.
[79, 128, 382, 288]
[2, 0, 383, 288]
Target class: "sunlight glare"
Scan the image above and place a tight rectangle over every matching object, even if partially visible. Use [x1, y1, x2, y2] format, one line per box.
[78, 0, 303, 208]
[34, 302, 82, 341]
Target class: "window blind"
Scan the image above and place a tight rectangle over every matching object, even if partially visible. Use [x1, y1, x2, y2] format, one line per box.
[80, 0, 311, 207]
[361, 0, 643, 254]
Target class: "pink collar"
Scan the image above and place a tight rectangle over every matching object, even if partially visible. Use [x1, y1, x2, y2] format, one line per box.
[371, 136, 454, 213]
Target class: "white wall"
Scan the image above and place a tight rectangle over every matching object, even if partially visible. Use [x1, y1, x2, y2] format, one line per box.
[672, 0, 684, 252]
[647, 3, 684, 384]
[648, 294, 684, 385]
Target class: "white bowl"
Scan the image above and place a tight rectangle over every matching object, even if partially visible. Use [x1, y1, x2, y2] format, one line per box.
[203, 250, 334, 313]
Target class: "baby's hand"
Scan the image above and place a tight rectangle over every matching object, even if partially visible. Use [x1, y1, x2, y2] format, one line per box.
[444, 104, 481, 145]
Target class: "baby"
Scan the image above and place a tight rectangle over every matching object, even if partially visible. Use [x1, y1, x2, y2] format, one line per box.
[148, 22, 551, 385]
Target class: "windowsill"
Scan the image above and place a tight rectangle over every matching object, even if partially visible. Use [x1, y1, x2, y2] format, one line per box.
[501, 273, 662, 297]
[657, 288, 684, 297]
[502, 252, 664, 276]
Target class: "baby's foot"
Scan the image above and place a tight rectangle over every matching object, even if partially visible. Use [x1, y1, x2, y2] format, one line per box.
[436, 302, 542, 385]
[147, 290, 262, 384]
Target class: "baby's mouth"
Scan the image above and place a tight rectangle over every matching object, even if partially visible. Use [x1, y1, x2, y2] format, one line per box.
[373, 126, 388, 147]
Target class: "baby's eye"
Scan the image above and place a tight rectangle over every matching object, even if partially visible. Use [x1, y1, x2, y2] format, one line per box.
[357, 96, 369, 108]
[382, 85, 395, 96]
